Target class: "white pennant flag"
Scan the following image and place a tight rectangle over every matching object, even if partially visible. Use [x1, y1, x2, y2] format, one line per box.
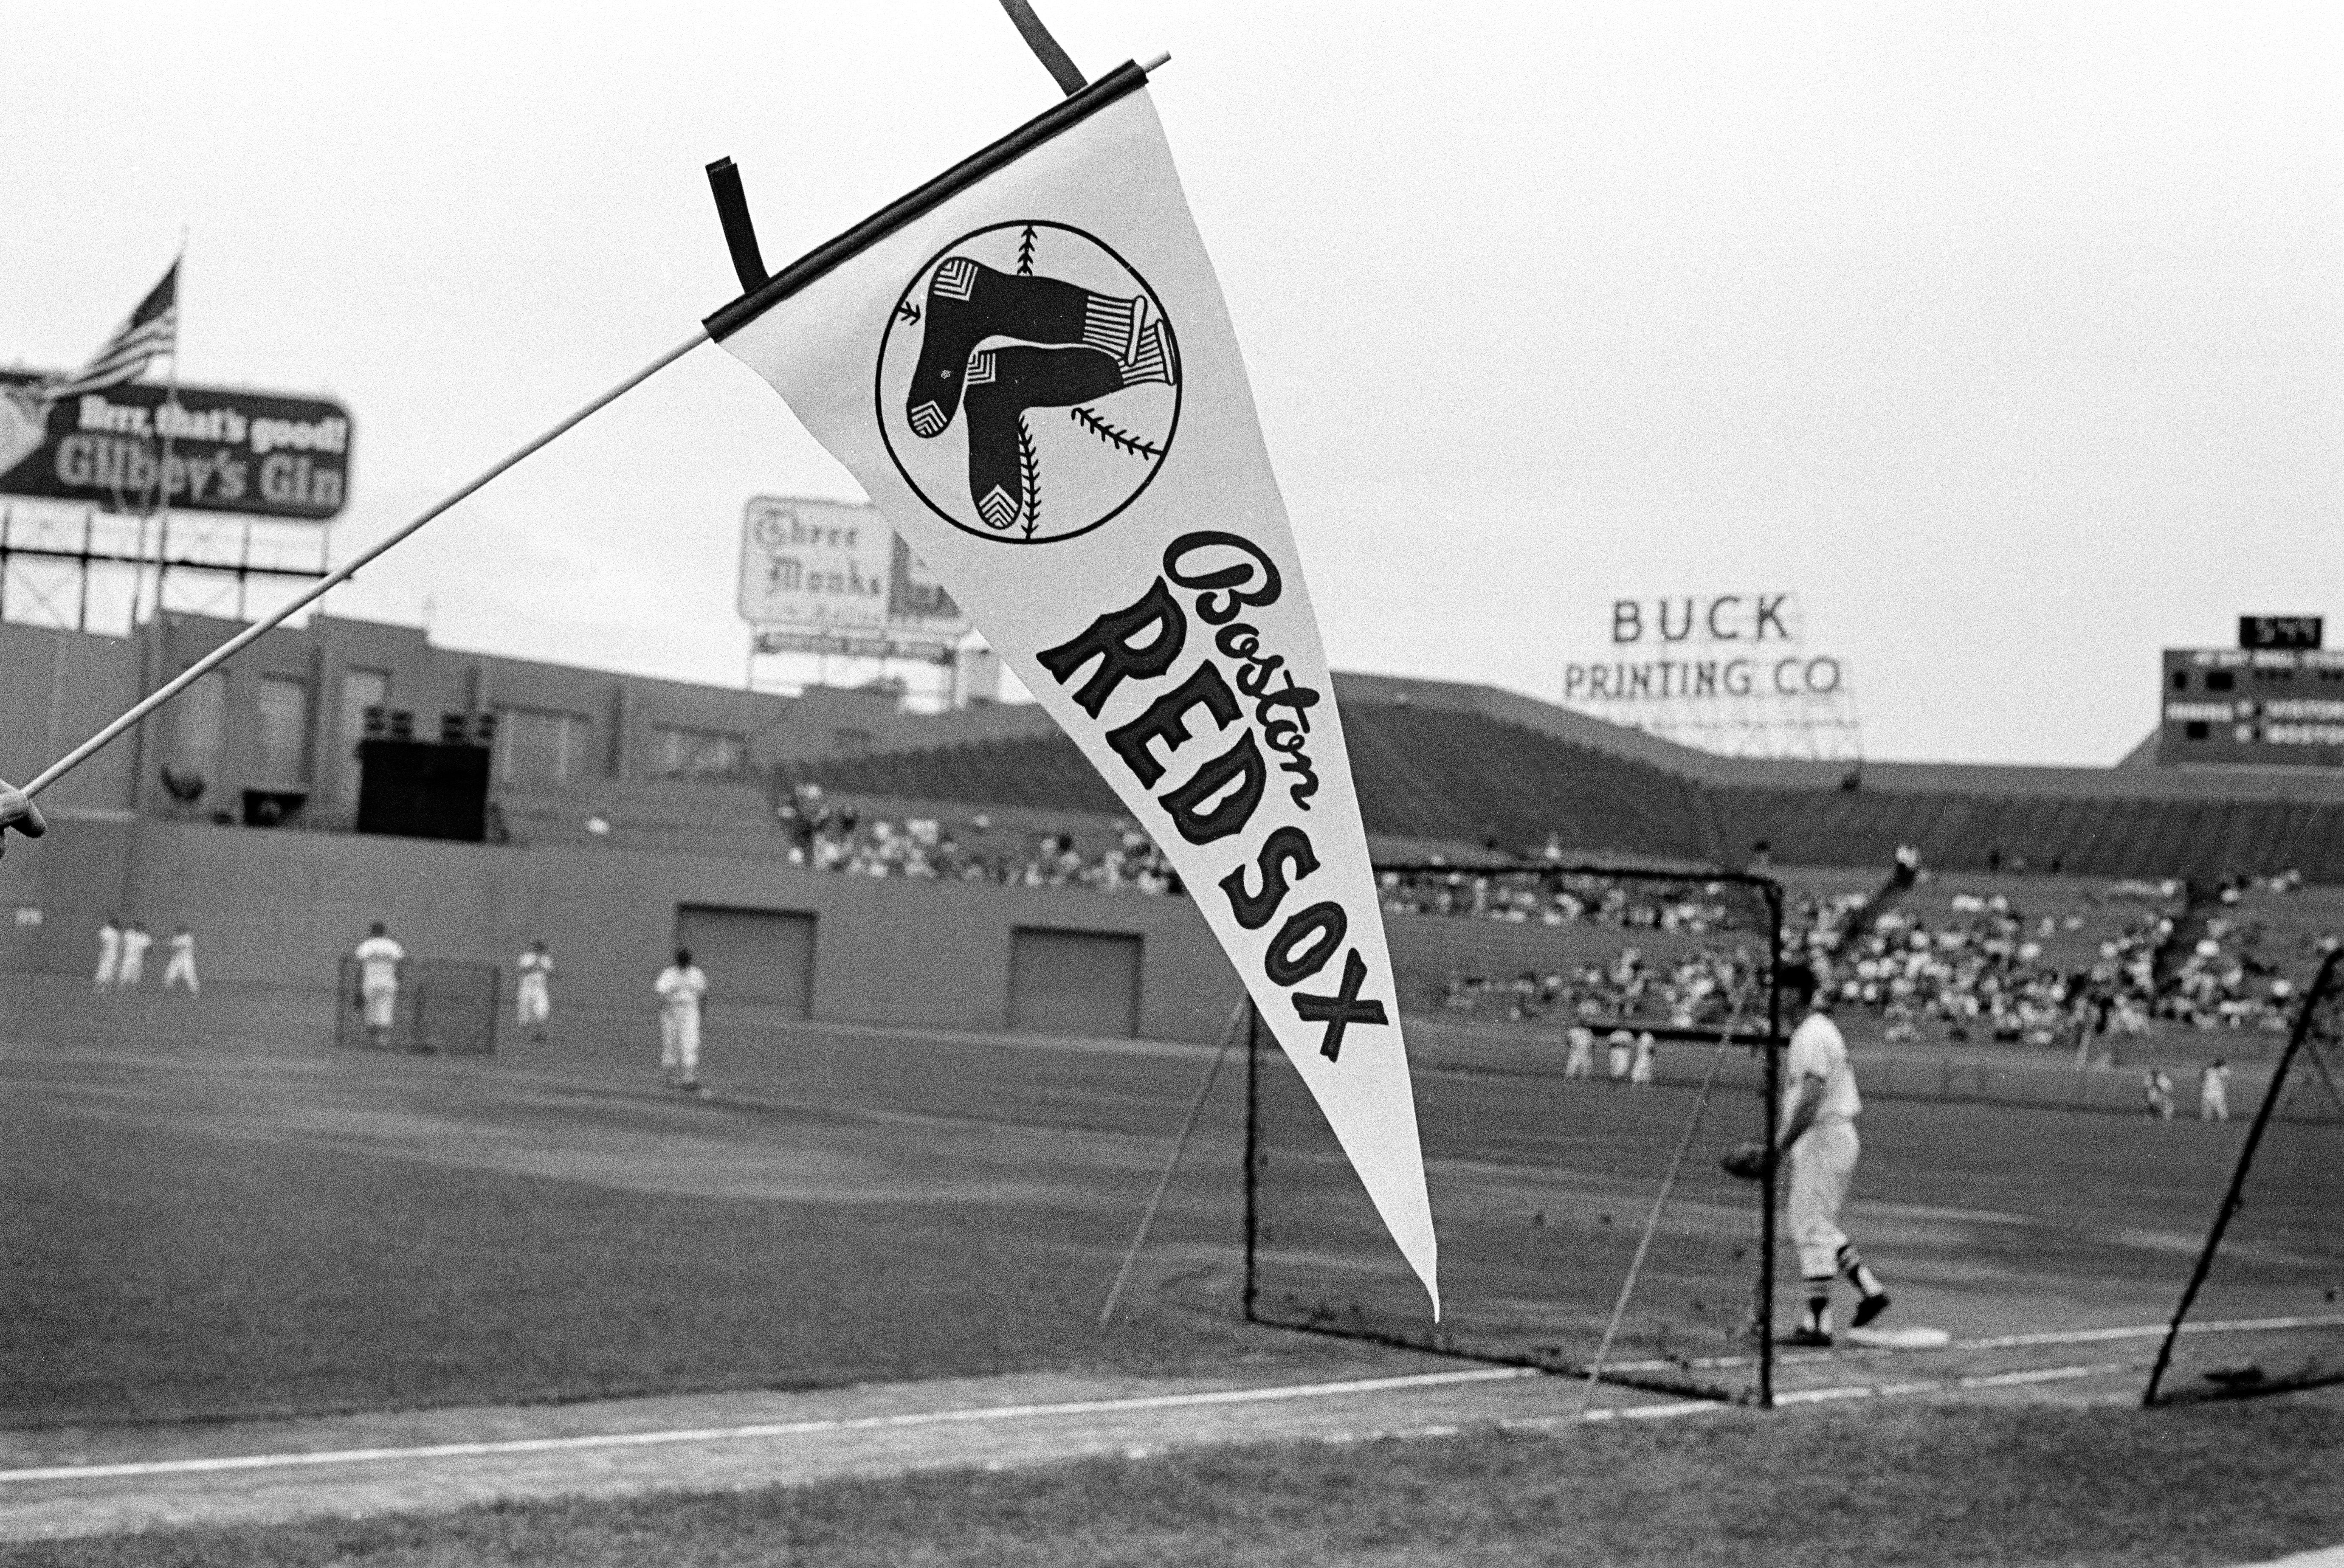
[710, 65, 1437, 1311]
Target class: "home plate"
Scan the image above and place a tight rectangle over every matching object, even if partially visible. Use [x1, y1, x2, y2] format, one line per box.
[1845, 1325, 1952, 1350]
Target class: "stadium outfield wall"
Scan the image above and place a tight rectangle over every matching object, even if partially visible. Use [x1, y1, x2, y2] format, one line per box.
[0, 816, 1241, 1040]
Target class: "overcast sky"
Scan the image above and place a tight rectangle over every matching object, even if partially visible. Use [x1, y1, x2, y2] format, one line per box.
[5, 2, 2337, 765]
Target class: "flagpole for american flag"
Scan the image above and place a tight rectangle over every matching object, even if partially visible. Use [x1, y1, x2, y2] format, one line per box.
[151, 239, 185, 626]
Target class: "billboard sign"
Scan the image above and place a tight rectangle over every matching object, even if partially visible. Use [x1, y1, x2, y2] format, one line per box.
[0, 372, 352, 521]
[737, 495, 969, 642]
[2160, 647, 2344, 768]
[1562, 591, 1861, 760]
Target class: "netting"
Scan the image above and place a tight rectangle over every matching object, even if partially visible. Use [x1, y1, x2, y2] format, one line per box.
[2144, 949, 2344, 1405]
[334, 958, 502, 1056]
[1246, 864, 1783, 1402]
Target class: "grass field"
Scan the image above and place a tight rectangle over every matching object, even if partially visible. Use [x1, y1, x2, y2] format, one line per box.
[6, 1396, 2340, 1567]
[0, 980, 1367, 1427]
[3, 973, 2329, 1427]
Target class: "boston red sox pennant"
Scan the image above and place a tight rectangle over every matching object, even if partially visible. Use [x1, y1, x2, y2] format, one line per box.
[706, 64, 1437, 1310]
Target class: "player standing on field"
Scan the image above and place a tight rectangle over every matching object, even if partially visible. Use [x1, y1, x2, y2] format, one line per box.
[1630, 1030, 1657, 1087]
[353, 922, 406, 1049]
[117, 922, 153, 991]
[1775, 960, 1891, 1347]
[94, 917, 123, 993]
[1564, 1024, 1595, 1079]
[161, 925, 200, 995]
[516, 940, 554, 1042]
[2200, 1058, 2231, 1122]
[1606, 1028, 1633, 1083]
[655, 947, 710, 1095]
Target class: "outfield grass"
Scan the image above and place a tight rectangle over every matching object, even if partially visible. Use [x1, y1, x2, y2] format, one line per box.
[7, 1397, 2340, 1567]
[0, 1105, 1345, 1427]
[1, 978, 2313, 1428]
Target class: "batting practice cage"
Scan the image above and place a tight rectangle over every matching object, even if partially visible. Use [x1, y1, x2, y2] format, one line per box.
[333, 959, 502, 1056]
[2144, 947, 2344, 1406]
[1246, 864, 1786, 1403]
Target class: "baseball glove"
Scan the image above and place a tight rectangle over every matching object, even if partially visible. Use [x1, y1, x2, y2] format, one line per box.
[1719, 1139, 1772, 1182]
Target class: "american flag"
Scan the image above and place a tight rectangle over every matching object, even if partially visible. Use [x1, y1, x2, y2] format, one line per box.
[42, 260, 178, 401]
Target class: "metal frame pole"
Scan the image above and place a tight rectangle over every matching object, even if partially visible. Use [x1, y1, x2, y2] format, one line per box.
[1098, 997, 1249, 1328]
[2142, 948, 2341, 1406]
[1758, 878, 1784, 1408]
[1241, 998, 1262, 1324]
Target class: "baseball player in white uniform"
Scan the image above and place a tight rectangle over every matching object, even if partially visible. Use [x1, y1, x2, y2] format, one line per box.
[117, 923, 153, 991]
[516, 941, 554, 1042]
[1564, 1025, 1595, 1079]
[655, 947, 710, 1094]
[353, 922, 405, 1049]
[1606, 1028, 1634, 1083]
[1630, 1030, 1657, 1086]
[94, 918, 123, 993]
[2200, 1058, 2231, 1122]
[1776, 961, 1890, 1346]
[161, 926, 200, 994]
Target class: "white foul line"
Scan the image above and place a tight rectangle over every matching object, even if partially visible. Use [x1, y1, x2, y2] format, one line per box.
[0, 1368, 1536, 1485]
[1602, 1312, 2344, 1374]
[0, 1351, 2200, 1492]
[1313, 1360, 2146, 1447]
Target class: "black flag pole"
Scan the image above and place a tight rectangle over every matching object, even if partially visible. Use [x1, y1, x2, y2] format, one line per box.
[997, 0, 1087, 96]
[705, 158, 769, 293]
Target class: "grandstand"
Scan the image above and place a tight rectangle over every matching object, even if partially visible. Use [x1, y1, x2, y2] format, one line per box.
[792, 672, 2344, 887]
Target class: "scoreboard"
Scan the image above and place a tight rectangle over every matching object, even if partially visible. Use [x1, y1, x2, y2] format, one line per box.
[2161, 641, 2344, 769]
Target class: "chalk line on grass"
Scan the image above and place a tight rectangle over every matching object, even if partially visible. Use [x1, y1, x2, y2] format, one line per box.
[6, 1326, 2277, 1490]
[0, 1368, 1537, 1486]
[1603, 1313, 2344, 1374]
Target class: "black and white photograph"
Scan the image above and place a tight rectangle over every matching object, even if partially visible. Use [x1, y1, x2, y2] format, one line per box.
[0, 3, 2338, 1563]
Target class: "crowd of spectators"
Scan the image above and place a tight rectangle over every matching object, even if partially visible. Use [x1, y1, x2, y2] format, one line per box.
[1373, 857, 2335, 1049]
[1377, 867, 1770, 1031]
[1789, 886, 2168, 1048]
[1377, 867, 1746, 935]
[775, 785, 1180, 894]
[769, 789, 2335, 1043]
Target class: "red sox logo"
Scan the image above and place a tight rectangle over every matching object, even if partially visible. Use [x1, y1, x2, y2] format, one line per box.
[876, 222, 1180, 545]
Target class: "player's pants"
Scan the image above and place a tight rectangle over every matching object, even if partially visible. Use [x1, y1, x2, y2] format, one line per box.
[1564, 1047, 1592, 1078]
[163, 953, 199, 994]
[1608, 1050, 1629, 1080]
[95, 953, 119, 991]
[517, 978, 549, 1026]
[661, 1009, 701, 1080]
[2201, 1087, 2228, 1121]
[117, 952, 145, 988]
[363, 982, 398, 1030]
[1788, 1118, 1861, 1279]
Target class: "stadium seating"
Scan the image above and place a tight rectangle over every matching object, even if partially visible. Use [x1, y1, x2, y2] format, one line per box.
[1705, 788, 2344, 885]
[794, 698, 2344, 889]
[493, 777, 792, 859]
[793, 703, 1716, 864]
